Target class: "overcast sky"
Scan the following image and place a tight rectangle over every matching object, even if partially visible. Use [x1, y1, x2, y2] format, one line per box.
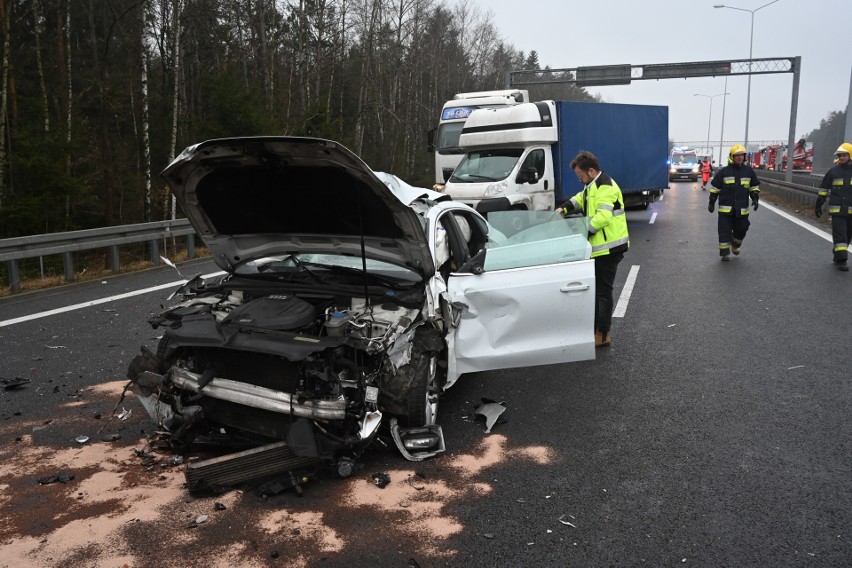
[482, 0, 850, 158]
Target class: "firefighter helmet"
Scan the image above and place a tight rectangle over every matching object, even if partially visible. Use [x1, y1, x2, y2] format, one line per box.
[729, 144, 747, 157]
[835, 142, 852, 156]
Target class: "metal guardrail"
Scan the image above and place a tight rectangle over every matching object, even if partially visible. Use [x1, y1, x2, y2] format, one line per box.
[755, 172, 821, 209]
[1, 219, 197, 293]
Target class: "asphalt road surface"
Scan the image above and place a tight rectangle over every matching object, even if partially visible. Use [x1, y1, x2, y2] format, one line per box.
[1, 182, 849, 567]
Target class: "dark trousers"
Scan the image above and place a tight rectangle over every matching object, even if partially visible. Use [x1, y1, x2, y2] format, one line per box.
[831, 215, 852, 262]
[717, 214, 750, 256]
[594, 251, 623, 334]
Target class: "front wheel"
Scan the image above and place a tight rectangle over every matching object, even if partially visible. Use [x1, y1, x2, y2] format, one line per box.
[401, 353, 439, 427]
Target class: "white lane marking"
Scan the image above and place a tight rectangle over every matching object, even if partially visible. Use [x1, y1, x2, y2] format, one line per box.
[760, 201, 832, 242]
[0, 271, 225, 328]
[612, 264, 639, 318]
[649, 212, 658, 224]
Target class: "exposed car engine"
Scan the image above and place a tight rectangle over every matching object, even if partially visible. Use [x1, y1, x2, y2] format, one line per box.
[128, 275, 445, 478]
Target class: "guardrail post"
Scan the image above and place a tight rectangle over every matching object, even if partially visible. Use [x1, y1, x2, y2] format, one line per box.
[187, 234, 196, 259]
[63, 252, 74, 282]
[110, 245, 120, 273]
[149, 239, 159, 265]
[6, 260, 20, 293]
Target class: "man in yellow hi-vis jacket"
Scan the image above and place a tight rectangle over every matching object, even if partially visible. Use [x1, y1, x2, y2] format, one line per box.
[709, 144, 760, 261]
[557, 151, 629, 348]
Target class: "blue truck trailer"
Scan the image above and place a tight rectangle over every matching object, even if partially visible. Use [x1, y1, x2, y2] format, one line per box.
[443, 100, 670, 211]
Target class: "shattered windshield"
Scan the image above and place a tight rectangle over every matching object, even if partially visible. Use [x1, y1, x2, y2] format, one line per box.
[483, 211, 591, 271]
[449, 149, 523, 183]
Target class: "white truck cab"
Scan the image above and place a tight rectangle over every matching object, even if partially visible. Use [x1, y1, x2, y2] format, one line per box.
[442, 101, 558, 213]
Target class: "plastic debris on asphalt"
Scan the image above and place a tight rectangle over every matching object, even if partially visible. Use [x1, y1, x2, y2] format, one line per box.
[473, 399, 507, 433]
[371, 472, 391, 488]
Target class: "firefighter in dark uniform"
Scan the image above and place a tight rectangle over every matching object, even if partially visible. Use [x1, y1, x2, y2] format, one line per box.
[815, 142, 852, 271]
[708, 145, 760, 261]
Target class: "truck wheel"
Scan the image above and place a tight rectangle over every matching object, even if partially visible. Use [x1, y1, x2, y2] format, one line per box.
[401, 353, 438, 427]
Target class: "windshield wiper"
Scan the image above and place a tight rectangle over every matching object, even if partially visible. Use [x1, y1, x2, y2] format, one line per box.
[453, 173, 496, 182]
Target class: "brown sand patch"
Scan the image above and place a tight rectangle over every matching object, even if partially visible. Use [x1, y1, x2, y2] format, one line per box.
[259, 510, 344, 552]
[85, 380, 134, 398]
[447, 433, 508, 476]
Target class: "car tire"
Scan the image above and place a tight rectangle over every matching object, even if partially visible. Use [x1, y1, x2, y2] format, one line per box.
[401, 353, 438, 427]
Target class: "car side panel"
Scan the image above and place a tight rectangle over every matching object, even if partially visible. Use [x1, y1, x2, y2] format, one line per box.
[446, 259, 595, 377]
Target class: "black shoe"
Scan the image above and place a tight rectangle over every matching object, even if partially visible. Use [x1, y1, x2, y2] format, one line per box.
[732, 245, 741, 255]
[837, 262, 850, 272]
[721, 255, 730, 262]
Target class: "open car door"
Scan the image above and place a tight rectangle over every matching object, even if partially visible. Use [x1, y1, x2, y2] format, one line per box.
[442, 210, 596, 386]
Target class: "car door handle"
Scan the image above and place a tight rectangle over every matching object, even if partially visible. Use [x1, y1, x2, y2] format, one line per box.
[560, 283, 590, 293]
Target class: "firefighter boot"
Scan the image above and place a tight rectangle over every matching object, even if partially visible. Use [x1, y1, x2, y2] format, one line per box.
[836, 261, 850, 272]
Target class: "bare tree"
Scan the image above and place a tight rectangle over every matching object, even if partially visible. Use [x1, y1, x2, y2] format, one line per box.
[0, 0, 11, 206]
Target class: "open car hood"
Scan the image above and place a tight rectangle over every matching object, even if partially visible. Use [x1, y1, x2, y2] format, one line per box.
[162, 137, 433, 277]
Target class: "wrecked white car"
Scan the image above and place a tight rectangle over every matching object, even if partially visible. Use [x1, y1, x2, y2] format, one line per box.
[128, 137, 595, 478]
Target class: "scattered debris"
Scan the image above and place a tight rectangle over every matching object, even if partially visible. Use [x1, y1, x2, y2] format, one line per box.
[1, 377, 31, 390]
[38, 472, 75, 485]
[667, 324, 677, 328]
[167, 455, 184, 467]
[559, 514, 577, 528]
[407, 471, 426, 490]
[101, 433, 121, 442]
[371, 472, 391, 488]
[45, 345, 69, 349]
[195, 514, 208, 524]
[117, 407, 132, 421]
[408, 558, 423, 568]
[483, 533, 495, 539]
[786, 365, 805, 370]
[214, 502, 226, 511]
[271, 551, 280, 559]
[75, 436, 90, 444]
[473, 400, 507, 433]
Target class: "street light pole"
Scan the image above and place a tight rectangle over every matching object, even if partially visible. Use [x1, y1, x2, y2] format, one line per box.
[713, 0, 781, 152]
[694, 92, 729, 160]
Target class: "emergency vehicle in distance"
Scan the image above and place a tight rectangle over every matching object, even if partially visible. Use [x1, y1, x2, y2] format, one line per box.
[669, 147, 700, 181]
[755, 139, 812, 172]
[428, 90, 528, 190]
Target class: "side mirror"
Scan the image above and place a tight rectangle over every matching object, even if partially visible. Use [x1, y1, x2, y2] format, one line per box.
[457, 249, 485, 275]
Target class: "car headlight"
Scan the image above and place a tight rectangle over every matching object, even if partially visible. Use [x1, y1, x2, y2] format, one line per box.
[484, 180, 508, 196]
[692, 165, 699, 173]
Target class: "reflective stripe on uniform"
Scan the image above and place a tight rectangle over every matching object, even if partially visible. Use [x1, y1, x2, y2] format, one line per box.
[597, 204, 614, 212]
[723, 177, 736, 184]
[588, 225, 599, 234]
[829, 206, 841, 213]
[718, 205, 733, 213]
[832, 179, 844, 186]
[591, 236, 629, 254]
[835, 244, 849, 252]
[719, 243, 731, 250]
[612, 209, 625, 217]
[740, 208, 750, 215]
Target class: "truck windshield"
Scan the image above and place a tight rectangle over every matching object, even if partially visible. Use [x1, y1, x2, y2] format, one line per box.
[436, 123, 465, 154]
[449, 149, 523, 183]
